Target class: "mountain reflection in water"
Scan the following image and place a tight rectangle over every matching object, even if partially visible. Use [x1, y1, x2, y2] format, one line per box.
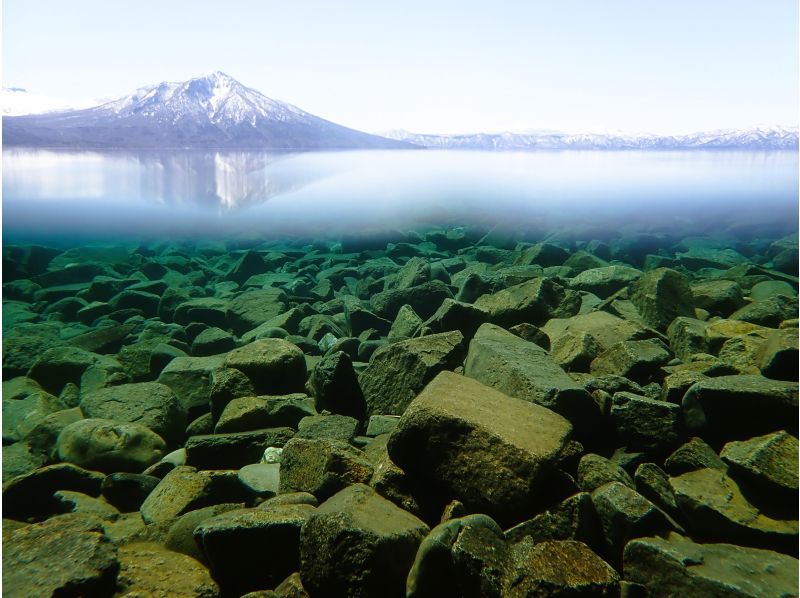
[3, 149, 332, 211]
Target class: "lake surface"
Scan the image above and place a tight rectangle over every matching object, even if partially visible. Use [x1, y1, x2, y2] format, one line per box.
[3, 149, 798, 243]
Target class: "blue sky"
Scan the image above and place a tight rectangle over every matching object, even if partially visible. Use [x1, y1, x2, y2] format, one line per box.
[4, 0, 798, 133]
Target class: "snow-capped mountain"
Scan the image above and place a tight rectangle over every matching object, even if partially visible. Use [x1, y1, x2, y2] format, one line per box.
[1, 87, 102, 116]
[2, 72, 412, 149]
[383, 127, 799, 150]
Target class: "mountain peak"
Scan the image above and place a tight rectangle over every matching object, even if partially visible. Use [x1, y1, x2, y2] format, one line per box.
[3, 73, 411, 149]
[197, 70, 236, 83]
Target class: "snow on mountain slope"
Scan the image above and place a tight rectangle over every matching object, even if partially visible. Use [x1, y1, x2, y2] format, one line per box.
[2, 72, 413, 149]
[97, 71, 313, 125]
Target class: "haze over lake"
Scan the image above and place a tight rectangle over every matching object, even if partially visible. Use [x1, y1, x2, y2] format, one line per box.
[4, 148, 797, 243]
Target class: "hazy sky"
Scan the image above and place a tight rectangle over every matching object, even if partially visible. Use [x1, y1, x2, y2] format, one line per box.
[4, 1, 798, 134]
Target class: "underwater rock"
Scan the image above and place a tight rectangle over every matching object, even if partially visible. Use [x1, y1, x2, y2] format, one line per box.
[406, 514, 508, 598]
[502, 538, 619, 597]
[720, 430, 798, 494]
[224, 338, 307, 395]
[237, 462, 280, 497]
[2, 389, 66, 443]
[610, 392, 682, 453]
[359, 330, 465, 416]
[624, 532, 799, 598]
[27, 345, 112, 394]
[272, 572, 309, 597]
[590, 338, 672, 385]
[515, 242, 570, 267]
[568, 265, 642, 297]
[3, 322, 66, 379]
[57, 418, 166, 473]
[345, 304, 392, 336]
[226, 250, 267, 285]
[115, 542, 220, 597]
[548, 330, 601, 372]
[388, 304, 425, 341]
[591, 481, 676, 558]
[227, 288, 288, 334]
[634, 463, 681, 519]
[195, 504, 316, 595]
[370, 280, 454, 320]
[667, 316, 709, 361]
[663, 436, 727, 475]
[162, 503, 245, 563]
[214, 394, 316, 433]
[101, 472, 161, 512]
[682, 375, 798, 445]
[691, 279, 746, 316]
[730, 295, 798, 328]
[2, 441, 47, 482]
[158, 355, 228, 417]
[3, 463, 105, 520]
[671, 467, 797, 552]
[296, 414, 360, 442]
[139, 466, 219, 524]
[474, 277, 580, 328]
[577, 453, 635, 492]
[504, 492, 605, 553]
[756, 328, 799, 381]
[543, 310, 646, 351]
[300, 483, 429, 598]
[209, 366, 256, 421]
[388, 371, 572, 524]
[79, 381, 186, 446]
[366, 414, 401, 436]
[630, 267, 695, 331]
[52, 489, 121, 521]
[184, 428, 294, 470]
[192, 326, 236, 356]
[69, 322, 136, 353]
[279, 437, 374, 500]
[464, 323, 601, 440]
[2, 513, 120, 597]
[418, 297, 489, 340]
[306, 350, 366, 421]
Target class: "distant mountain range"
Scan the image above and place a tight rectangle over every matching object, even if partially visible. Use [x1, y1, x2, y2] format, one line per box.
[382, 127, 799, 150]
[2, 73, 797, 150]
[2, 72, 411, 149]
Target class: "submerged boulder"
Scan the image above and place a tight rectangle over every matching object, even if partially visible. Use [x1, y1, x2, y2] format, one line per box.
[299, 484, 429, 598]
[464, 323, 601, 440]
[3, 514, 120, 597]
[388, 371, 573, 524]
[474, 277, 580, 328]
[57, 418, 166, 473]
[224, 339, 307, 395]
[624, 532, 799, 597]
[79, 381, 186, 446]
[359, 331, 465, 416]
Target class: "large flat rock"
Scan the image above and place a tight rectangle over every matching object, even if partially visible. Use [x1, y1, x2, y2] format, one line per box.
[387, 371, 573, 524]
[624, 532, 799, 597]
[464, 323, 601, 439]
[682, 375, 798, 446]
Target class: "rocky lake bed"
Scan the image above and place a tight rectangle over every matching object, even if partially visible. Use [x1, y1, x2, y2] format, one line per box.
[2, 223, 799, 597]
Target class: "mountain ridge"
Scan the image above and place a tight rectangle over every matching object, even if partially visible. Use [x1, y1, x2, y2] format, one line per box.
[3, 73, 797, 150]
[2, 72, 413, 150]
[382, 126, 799, 150]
